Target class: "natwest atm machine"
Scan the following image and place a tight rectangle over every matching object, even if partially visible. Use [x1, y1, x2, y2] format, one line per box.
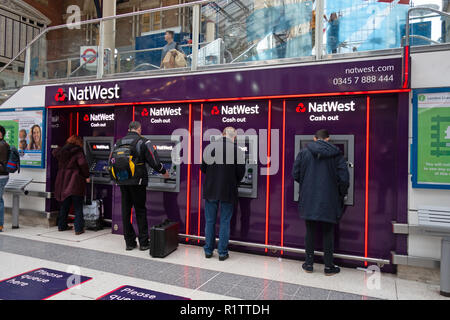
[83, 136, 115, 184]
[144, 135, 181, 193]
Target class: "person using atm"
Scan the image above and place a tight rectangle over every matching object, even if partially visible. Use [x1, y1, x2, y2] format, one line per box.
[292, 129, 349, 276]
[53, 135, 90, 235]
[110, 121, 169, 251]
[201, 127, 246, 261]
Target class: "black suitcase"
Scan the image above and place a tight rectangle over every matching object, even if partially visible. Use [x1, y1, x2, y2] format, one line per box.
[150, 220, 179, 258]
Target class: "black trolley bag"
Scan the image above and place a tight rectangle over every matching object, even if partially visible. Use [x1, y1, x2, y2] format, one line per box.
[150, 219, 179, 258]
[83, 176, 104, 231]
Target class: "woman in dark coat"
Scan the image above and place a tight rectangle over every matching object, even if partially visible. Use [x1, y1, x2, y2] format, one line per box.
[52, 135, 90, 235]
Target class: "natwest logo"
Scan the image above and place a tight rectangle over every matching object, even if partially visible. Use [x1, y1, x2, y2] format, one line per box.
[308, 101, 356, 113]
[296, 103, 306, 113]
[150, 107, 182, 117]
[211, 106, 220, 115]
[212, 104, 260, 116]
[89, 113, 115, 122]
[56, 84, 120, 102]
[55, 88, 67, 102]
[141, 107, 182, 117]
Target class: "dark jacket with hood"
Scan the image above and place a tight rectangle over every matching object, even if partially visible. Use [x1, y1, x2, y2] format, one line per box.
[292, 139, 350, 224]
[53, 143, 90, 202]
[201, 137, 246, 204]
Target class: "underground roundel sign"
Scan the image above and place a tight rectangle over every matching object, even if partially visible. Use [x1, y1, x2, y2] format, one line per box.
[81, 48, 97, 63]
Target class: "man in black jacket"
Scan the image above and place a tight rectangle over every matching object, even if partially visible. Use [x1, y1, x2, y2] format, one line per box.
[201, 127, 246, 261]
[112, 121, 169, 251]
[292, 129, 349, 276]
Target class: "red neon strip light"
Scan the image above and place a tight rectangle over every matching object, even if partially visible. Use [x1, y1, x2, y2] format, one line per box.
[265, 100, 272, 253]
[46, 89, 411, 109]
[185, 104, 192, 242]
[197, 104, 203, 243]
[132, 105, 135, 121]
[364, 96, 371, 267]
[76, 112, 79, 136]
[402, 46, 410, 89]
[69, 112, 73, 136]
[281, 100, 286, 255]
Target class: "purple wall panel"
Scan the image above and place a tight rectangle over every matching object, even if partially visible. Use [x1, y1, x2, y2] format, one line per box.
[44, 57, 408, 268]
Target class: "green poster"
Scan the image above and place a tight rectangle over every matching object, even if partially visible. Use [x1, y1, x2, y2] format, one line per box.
[416, 92, 450, 186]
[0, 120, 19, 146]
[0, 109, 44, 168]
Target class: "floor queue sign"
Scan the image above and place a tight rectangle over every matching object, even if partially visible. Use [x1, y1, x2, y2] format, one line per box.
[97, 285, 190, 300]
[0, 268, 92, 300]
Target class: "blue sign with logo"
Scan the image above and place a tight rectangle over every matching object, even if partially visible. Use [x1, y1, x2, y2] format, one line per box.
[0, 268, 92, 300]
[97, 285, 190, 300]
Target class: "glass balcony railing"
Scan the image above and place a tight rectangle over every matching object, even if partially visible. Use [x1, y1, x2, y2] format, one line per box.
[0, 0, 449, 95]
[103, 6, 194, 76]
[30, 22, 101, 81]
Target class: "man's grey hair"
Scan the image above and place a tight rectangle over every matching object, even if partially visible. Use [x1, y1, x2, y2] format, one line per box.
[223, 127, 237, 140]
[129, 121, 142, 131]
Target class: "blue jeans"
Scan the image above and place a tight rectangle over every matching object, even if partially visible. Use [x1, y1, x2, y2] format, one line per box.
[58, 196, 84, 233]
[0, 177, 8, 228]
[204, 199, 234, 257]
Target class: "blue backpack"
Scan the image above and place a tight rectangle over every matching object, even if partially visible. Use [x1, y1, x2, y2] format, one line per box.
[6, 145, 20, 173]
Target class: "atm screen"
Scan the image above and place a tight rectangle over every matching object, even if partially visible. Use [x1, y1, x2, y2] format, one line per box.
[93, 160, 109, 172]
[153, 144, 174, 152]
[89, 142, 111, 152]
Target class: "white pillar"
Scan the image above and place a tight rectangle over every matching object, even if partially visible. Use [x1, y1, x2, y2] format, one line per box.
[205, 12, 216, 43]
[102, 0, 116, 74]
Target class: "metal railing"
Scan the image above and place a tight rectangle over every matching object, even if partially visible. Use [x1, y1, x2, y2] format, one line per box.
[180, 233, 390, 266]
[0, 0, 214, 84]
[405, 7, 450, 47]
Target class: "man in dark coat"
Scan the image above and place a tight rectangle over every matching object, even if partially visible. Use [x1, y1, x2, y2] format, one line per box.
[292, 129, 349, 276]
[112, 121, 169, 251]
[53, 135, 90, 235]
[200, 127, 246, 261]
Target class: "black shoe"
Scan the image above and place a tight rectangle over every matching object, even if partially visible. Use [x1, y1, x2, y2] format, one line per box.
[302, 262, 314, 273]
[324, 265, 340, 276]
[58, 226, 73, 232]
[139, 245, 150, 251]
[126, 243, 137, 251]
[205, 252, 213, 259]
[219, 254, 229, 261]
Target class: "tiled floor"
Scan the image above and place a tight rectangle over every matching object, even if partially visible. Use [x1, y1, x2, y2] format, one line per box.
[0, 225, 448, 300]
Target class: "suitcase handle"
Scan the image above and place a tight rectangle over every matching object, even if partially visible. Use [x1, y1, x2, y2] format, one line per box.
[90, 175, 94, 202]
[85, 175, 94, 205]
[155, 219, 173, 228]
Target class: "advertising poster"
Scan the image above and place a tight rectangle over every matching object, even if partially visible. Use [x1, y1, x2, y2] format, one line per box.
[412, 88, 450, 189]
[0, 108, 46, 168]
